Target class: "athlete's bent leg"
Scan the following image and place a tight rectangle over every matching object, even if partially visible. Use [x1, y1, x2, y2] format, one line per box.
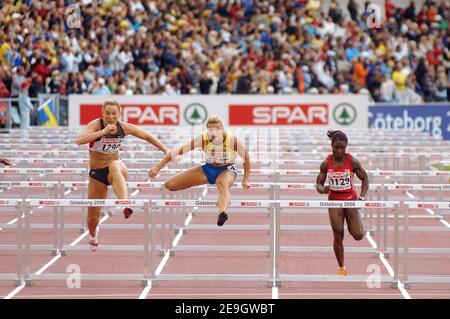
[87, 178, 108, 251]
[215, 171, 235, 226]
[164, 166, 209, 191]
[345, 208, 364, 241]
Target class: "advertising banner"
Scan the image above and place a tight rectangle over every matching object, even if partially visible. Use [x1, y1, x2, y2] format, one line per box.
[69, 95, 369, 129]
[369, 104, 450, 140]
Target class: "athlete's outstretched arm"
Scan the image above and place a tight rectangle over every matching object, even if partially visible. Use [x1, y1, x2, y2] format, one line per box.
[351, 156, 369, 198]
[124, 123, 169, 154]
[233, 136, 250, 189]
[75, 120, 112, 145]
[148, 135, 202, 178]
[316, 159, 330, 194]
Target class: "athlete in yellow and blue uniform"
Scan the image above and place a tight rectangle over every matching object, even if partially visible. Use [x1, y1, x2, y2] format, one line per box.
[148, 115, 250, 226]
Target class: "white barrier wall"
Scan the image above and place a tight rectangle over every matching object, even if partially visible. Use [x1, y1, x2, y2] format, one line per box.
[68, 94, 369, 128]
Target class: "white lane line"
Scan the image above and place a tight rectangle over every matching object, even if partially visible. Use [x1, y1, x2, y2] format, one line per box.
[272, 287, 279, 299]
[7, 218, 18, 225]
[3, 214, 109, 299]
[138, 282, 153, 299]
[138, 213, 193, 300]
[138, 188, 207, 299]
[272, 202, 278, 299]
[131, 189, 140, 197]
[366, 233, 411, 299]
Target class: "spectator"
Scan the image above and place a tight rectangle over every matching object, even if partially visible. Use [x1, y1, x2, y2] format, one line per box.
[0, 0, 447, 101]
[18, 80, 34, 130]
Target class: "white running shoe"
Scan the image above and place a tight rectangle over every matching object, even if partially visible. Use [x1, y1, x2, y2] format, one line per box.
[89, 226, 100, 252]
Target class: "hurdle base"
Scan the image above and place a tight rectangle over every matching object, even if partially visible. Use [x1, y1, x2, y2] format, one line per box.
[391, 281, 398, 288]
[60, 249, 67, 256]
[15, 279, 23, 287]
[174, 228, 187, 235]
[268, 280, 280, 288]
[403, 282, 410, 289]
[158, 249, 174, 256]
[51, 249, 59, 256]
[383, 252, 390, 258]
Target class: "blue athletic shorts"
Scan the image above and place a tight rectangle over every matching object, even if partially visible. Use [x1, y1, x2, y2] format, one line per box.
[201, 163, 238, 185]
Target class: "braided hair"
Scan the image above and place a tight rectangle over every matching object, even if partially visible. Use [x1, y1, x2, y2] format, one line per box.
[327, 130, 348, 144]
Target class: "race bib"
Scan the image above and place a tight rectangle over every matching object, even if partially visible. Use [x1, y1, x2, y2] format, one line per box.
[328, 171, 352, 191]
[205, 150, 231, 164]
[92, 137, 123, 154]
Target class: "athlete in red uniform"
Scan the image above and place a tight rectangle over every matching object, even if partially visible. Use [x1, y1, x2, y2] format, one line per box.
[316, 130, 369, 276]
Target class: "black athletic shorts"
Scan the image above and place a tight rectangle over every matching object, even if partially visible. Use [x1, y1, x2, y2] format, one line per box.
[89, 167, 110, 186]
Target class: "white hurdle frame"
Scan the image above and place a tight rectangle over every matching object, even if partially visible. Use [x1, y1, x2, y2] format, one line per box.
[0, 199, 24, 285]
[403, 202, 450, 289]
[150, 199, 275, 286]
[22, 199, 153, 287]
[275, 200, 400, 287]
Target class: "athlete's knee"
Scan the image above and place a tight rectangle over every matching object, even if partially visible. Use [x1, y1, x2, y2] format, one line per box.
[332, 228, 344, 241]
[351, 231, 364, 241]
[164, 180, 179, 191]
[216, 179, 229, 191]
[87, 213, 100, 224]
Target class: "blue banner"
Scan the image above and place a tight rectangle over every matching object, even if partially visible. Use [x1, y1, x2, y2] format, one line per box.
[369, 104, 450, 140]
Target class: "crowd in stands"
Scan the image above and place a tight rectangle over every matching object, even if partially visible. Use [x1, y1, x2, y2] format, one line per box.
[0, 0, 449, 103]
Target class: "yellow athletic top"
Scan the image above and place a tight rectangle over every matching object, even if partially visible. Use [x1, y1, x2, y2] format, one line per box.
[202, 131, 236, 165]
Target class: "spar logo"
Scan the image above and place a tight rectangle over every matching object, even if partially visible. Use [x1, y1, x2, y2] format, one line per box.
[165, 201, 183, 206]
[184, 103, 208, 126]
[39, 200, 57, 205]
[80, 104, 179, 125]
[333, 103, 357, 126]
[395, 185, 411, 190]
[137, 183, 152, 188]
[418, 203, 438, 208]
[240, 202, 261, 207]
[229, 104, 328, 125]
[71, 183, 86, 187]
[287, 184, 306, 189]
[289, 202, 309, 207]
[116, 200, 133, 205]
[28, 182, 45, 187]
[365, 202, 383, 208]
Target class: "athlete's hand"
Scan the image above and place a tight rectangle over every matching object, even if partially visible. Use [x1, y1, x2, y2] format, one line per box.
[0, 158, 11, 166]
[323, 185, 330, 194]
[242, 179, 250, 190]
[103, 124, 116, 135]
[148, 166, 160, 179]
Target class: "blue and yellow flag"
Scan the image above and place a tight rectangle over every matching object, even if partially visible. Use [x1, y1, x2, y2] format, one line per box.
[37, 99, 58, 126]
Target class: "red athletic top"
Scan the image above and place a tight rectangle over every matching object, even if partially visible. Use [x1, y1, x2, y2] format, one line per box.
[327, 153, 357, 200]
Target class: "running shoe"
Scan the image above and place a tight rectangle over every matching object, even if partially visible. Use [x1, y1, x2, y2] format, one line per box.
[217, 211, 228, 227]
[89, 238, 98, 252]
[123, 207, 133, 219]
[338, 268, 347, 276]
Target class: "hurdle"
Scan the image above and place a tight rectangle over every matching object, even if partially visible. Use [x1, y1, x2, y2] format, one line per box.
[21, 199, 154, 287]
[150, 199, 274, 286]
[402, 201, 450, 289]
[0, 168, 87, 182]
[274, 200, 400, 287]
[0, 199, 24, 285]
